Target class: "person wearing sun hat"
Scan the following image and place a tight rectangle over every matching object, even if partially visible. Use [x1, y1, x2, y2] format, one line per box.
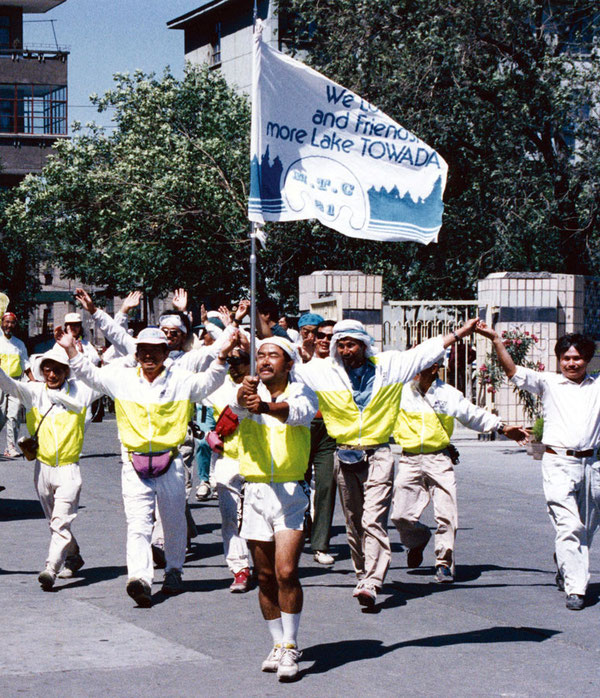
[0, 346, 100, 590]
[55, 323, 240, 607]
[299, 316, 480, 608]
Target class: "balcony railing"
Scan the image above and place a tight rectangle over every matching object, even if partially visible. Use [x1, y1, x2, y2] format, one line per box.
[0, 46, 69, 61]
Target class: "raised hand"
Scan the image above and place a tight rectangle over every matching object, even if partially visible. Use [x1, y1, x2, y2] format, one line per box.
[54, 326, 77, 358]
[475, 320, 498, 340]
[74, 288, 96, 314]
[219, 329, 240, 357]
[120, 290, 142, 315]
[218, 305, 232, 327]
[172, 288, 188, 312]
[235, 299, 250, 323]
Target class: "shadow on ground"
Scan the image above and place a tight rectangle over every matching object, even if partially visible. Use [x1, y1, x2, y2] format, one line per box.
[0, 498, 45, 521]
[301, 626, 561, 676]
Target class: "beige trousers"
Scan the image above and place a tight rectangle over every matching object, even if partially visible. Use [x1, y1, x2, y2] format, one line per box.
[334, 445, 394, 590]
[391, 451, 457, 570]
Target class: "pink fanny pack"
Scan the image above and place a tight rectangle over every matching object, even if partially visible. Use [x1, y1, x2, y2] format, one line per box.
[130, 450, 174, 479]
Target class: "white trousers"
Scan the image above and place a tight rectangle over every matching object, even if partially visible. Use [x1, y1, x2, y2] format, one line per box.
[0, 390, 22, 451]
[121, 453, 187, 586]
[34, 461, 81, 573]
[542, 453, 600, 595]
[214, 456, 249, 574]
[151, 429, 196, 546]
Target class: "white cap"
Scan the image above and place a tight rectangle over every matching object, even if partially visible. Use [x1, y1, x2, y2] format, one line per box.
[64, 312, 82, 324]
[33, 347, 71, 381]
[135, 327, 169, 345]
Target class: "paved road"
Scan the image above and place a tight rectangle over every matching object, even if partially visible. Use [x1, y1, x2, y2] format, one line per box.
[1, 418, 599, 696]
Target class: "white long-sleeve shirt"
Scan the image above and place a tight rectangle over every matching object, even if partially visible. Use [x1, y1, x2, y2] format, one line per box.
[511, 366, 600, 450]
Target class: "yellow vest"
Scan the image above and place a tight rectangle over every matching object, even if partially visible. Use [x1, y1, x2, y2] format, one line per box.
[236, 383, 313, 483]
[299, 339, 446, 447]
[26, 405, 87, 466]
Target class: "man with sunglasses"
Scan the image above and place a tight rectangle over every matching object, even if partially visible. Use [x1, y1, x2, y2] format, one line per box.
[298, 320, 338, 565]
[300, 317, 479, 607]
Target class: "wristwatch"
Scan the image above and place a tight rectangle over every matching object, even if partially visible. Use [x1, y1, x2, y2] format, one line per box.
[497, 423, 506, 435]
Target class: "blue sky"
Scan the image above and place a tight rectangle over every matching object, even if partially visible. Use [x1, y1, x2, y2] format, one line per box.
[24, 0, 198, 132]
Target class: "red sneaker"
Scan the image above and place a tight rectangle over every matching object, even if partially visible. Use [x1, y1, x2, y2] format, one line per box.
[230, 567, 251, 593]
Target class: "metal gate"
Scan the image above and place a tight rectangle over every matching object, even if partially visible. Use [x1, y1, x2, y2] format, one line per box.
[383, 300, 480, 402]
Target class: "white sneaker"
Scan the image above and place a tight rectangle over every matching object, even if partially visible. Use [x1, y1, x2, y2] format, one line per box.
[38, 568, 56, 591]
[261, 644, 282, 672]
[314, 550, 334, 566]
[195, 482, 210, 501]
[277, 644, 302, 681]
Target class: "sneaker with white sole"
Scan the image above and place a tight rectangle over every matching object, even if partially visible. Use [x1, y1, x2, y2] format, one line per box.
[230, 567, 251, 593]
[38, 568, 56, 591]
[261, 644, 282, 672]
[195, 482, 210, 501]
[313, 550, 335, 566]
[353, 582, 377, 608]
[58, 553, 85, 579]
[277, 644, 302, 681]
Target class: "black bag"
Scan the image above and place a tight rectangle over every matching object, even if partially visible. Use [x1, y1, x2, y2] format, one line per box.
[445, 443, 460, 465]
[18, 405, 55, 461]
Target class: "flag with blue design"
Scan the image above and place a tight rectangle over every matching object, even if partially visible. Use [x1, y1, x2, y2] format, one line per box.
[249, 27, 448, 244]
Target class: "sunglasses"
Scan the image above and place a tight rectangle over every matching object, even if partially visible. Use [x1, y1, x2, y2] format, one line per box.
[162, 329, 183, 337]
[316, 331, 333, 340]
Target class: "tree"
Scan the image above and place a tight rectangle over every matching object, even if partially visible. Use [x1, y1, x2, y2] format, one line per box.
[0, 187, 42, 319]
[282, 0, 600, 299]
[5, 66, 253, 307]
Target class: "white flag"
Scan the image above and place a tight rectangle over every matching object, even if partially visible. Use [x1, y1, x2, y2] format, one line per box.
[249, 27, 448, 244]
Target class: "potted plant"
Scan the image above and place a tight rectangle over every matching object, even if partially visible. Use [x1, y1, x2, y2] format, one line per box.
[529, 417, 545, 460]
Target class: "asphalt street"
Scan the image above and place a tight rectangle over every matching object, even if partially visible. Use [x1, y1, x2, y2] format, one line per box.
[1, 417, 599, 697]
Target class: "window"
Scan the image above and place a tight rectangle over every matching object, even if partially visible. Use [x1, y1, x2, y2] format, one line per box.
[0, 16, 10, 49]
[210, 22, 221, 67]
[0, 84, 67, 135]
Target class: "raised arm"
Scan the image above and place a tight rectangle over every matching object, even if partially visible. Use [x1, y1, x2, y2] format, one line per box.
[75, 288, 137, 356]
[0, 367, 35, 409]
[55, 327, 115, 398]
[475, 321, 517, 378]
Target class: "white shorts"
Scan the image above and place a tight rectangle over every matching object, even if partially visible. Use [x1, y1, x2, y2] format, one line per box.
[241, 481, 308, 542]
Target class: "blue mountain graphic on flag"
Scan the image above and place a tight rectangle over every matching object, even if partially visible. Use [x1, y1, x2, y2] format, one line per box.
[250, 146, 283, 203]
[367, 176, 444, 228]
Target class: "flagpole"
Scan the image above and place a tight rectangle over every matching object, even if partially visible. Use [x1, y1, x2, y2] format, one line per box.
[249, 0, 259, 378]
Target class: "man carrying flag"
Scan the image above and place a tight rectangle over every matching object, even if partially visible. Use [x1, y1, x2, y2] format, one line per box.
[246, 20, 453, 610]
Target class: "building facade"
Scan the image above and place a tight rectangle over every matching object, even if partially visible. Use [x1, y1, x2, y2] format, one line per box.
[168, 0, 298, 93]
[0, 0, 68, 187]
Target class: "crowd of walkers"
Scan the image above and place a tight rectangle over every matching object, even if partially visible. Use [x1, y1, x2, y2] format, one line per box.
[1, 289, 599, 681]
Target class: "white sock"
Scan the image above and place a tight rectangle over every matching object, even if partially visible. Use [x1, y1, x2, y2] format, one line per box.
[266, 617, 283, 645]
[281, 611, 301, 647]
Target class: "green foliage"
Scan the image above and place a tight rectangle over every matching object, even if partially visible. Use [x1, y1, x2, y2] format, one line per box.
[0, 187, 42, 319]
[4, 66, 252, 303]
[531, 416, 545, 441]
[478, 328, 544, 420]
[285, 0, 600, 299]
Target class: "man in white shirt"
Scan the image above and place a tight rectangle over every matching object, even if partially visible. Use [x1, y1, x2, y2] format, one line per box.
[477, 322, 600, 611]
[0, 312, 33, 457]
